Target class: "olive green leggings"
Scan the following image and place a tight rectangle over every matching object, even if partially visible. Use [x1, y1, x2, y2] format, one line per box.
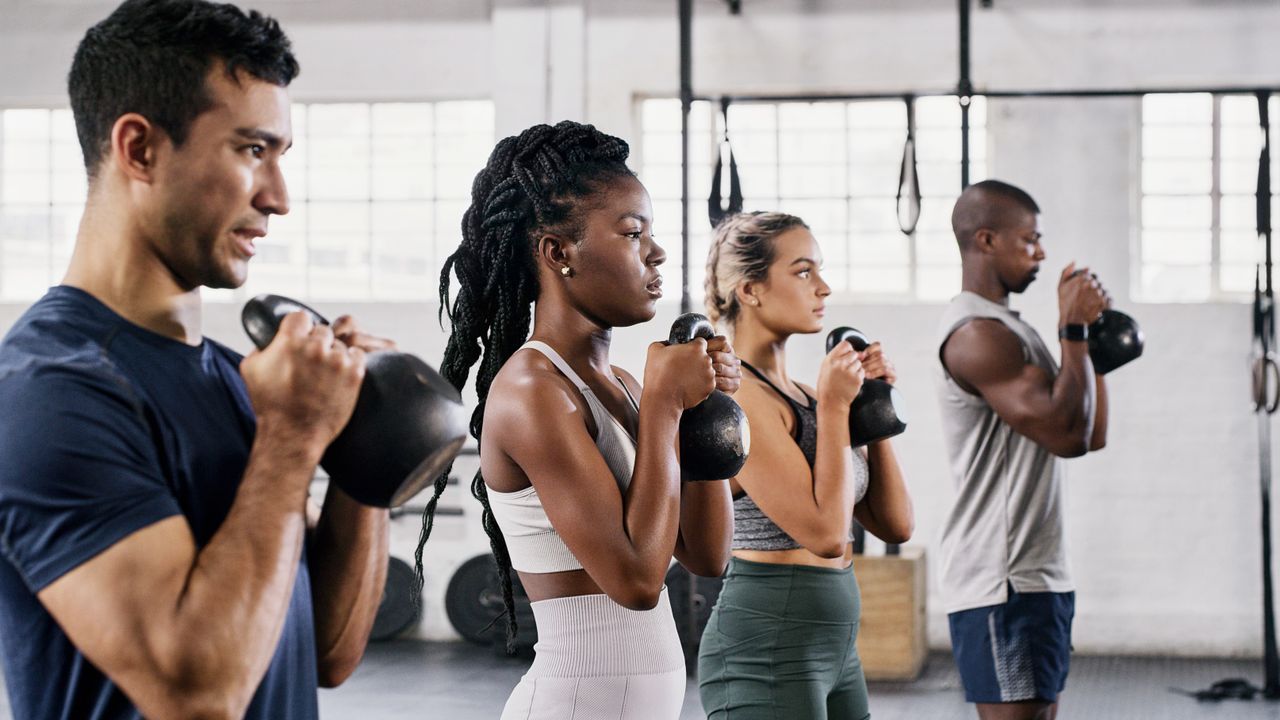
[697, 557, 870, 720]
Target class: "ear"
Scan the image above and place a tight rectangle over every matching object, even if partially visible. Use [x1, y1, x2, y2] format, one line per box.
[108, 113, 162, 184]
[973, 227, 997, 255]
[535, 232, 576, 276]
[734, 280, 761, 309]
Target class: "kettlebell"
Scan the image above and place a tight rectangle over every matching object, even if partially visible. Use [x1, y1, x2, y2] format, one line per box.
[1088, 309, 1143, 375]
[825, 327, 908, 448]
[241, 294, 470, 508]
[667, 313, 751, 481]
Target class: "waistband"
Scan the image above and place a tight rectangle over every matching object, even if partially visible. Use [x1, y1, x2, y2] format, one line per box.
[526, 586, 685, 678]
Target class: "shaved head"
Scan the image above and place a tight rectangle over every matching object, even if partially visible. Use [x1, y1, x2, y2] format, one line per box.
[952, 179, 1041, 253]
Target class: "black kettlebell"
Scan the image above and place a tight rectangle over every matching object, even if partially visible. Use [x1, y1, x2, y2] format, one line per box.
[1088, 309, 1144, 375]
[825, 327, 908, 448]
[241, 294, 470, 508]
[667, 313, 751, 481]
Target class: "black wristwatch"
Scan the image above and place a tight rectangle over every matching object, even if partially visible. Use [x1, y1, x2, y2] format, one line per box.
[1058, 323, 1088, 342]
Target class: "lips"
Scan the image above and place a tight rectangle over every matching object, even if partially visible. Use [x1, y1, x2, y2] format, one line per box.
[232, 227, 265, 258]
[645, 275, 663, 298]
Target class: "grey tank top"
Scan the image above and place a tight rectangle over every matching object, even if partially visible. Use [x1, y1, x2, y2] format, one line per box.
[484, 341, 638, 574]
[935, 292, 1073, 613]
[732, 363, 869, 551]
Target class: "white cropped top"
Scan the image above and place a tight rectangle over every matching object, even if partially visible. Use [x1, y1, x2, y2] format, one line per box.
[485, 341, 639, 573]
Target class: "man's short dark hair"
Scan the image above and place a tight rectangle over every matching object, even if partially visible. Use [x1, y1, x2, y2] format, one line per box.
[951, 179, 1041, 252]
[68, 0, 299, 177]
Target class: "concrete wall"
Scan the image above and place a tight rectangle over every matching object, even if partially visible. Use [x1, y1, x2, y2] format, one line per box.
[1, 0, 1279, 655]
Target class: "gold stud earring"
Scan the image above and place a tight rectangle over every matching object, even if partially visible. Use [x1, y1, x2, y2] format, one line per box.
[561, 266, 571, 277]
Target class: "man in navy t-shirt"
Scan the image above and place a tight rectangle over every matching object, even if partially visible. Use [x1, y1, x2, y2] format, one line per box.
[0, 1, 391, 718]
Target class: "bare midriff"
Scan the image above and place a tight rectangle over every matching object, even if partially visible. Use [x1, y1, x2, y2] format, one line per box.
[517, 568, 607, 603]
[732, 543, 854, 570]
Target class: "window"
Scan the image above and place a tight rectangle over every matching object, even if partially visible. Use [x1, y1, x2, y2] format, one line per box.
[1139, 93, 1278, 302]
[638, 96, 987, 303]
[0, 100, 495, 302]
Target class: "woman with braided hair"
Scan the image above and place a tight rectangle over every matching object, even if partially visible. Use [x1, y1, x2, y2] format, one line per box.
[697, 211, 914, 720]
[418, 121, 737, 719]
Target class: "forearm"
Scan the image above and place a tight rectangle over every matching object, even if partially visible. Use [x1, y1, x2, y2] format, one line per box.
[620, 400, 684, 583]
[674, 479, 732, 576]
[167, 426, 321, 707]
[812, 406, 858, 532]
[1089, 373, 1109, 450]
[1050, 340, 1096, 448]
[857, 441, 913, 544]
[309, 482, 389, 687]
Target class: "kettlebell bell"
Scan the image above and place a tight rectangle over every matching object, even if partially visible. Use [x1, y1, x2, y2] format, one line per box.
[667, 313, 751, 481]
[825, 327, 908, 448]
[1088, 309, 1143, 375]
[241, 294, 470, 508]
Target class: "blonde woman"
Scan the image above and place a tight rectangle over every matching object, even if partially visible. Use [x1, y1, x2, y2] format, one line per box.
[697, 211, 914, 720]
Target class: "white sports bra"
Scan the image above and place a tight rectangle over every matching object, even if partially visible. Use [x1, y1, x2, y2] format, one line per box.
[485, 341, 639, 573]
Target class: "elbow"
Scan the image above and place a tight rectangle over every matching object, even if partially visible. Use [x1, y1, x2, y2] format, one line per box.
[1052, 440, 1090, 458]
[317, 650, 364, 688]
[1090, 435, 1107, 452]
[881, 517, 915, 546]
[807, 533, 849, 560]
[681, 555, 729, 579]
[146, 682, 247, 720]
[609, 576, 663, 611]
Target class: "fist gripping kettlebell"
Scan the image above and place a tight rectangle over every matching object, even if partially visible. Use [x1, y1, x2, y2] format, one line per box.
[825, 327, 908, 448]
[242, 294, 469, 508]
[667, 313, 751, 481]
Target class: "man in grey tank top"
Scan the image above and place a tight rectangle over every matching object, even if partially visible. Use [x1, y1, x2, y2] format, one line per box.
[935, 180, 1111, 720]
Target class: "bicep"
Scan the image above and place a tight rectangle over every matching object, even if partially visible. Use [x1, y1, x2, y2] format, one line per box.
[731, 390, 825, 542]
[38, 517, 195, 686]
[943, 321, 1060, 440]
[492, 380, 641, 583]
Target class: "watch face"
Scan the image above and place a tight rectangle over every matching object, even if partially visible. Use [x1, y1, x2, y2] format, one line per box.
[1060, 324, 1088, 341]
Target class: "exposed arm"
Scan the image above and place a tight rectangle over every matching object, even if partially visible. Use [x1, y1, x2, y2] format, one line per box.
[37, 313, 364, 720]
[942, 319, 1096, 458]
[307, 483, 389, 687]
[1089, 373, 1108, 451]
[672, 478, 733, 577]
[853, 441, 914, 544]
[490, 342, 711, 610]
[732, 381, 858, 559]
[40, 431, 327, 720]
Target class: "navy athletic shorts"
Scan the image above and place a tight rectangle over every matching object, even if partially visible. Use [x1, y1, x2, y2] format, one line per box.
[947, 585, 1075, 704]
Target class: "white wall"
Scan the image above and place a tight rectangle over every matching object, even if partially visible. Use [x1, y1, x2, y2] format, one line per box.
[1, 0, 1279, 655]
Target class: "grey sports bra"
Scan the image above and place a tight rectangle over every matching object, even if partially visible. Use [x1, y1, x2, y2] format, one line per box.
[732, 363, 869, 551]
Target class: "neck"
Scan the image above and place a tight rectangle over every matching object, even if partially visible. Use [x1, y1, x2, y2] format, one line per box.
[62, 191, 203, 345]
[529, 300, 613, 376]
[960, 258, 1011, 307]
[729, 314, 791, 387]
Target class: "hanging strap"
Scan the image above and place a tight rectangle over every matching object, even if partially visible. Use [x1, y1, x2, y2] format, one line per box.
[897, 95, 923, 235]
[708, 97, 745, 228]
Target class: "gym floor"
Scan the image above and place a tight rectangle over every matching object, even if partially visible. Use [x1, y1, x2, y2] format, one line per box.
[0, 639, 1274, 718]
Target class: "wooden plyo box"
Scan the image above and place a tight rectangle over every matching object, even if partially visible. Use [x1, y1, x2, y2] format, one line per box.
[852, 547, 927, 681]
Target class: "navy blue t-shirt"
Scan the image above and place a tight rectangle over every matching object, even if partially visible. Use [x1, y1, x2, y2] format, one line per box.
[0, 286, 318, 719]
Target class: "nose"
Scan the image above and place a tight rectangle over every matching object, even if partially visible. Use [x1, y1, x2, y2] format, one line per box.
[648, 234, 667, 267]
[815, 270, 832, 298]
[254, 160, 290, 217]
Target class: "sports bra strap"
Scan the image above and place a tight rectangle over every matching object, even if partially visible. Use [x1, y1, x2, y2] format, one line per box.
[522, 340, 590, 391]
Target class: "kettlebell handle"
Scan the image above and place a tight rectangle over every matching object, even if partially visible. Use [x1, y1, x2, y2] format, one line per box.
[826, 326, 871, 353]
[669, 313, 716, 345]
[242, 294, 329, 350]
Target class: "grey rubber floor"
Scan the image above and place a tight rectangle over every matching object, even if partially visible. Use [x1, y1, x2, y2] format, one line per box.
[314, 641, 1280, 719]
[4, 642, 1280, 718]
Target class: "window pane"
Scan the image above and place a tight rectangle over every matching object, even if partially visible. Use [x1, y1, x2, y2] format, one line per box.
[1143, 94, 1212, 125]
[1142, 264, 1211, 301]
[1142, 195, 1211, 229]
[1142, 126, 1211, 159]
[1142, 229, 1211, 265]
[1142, 159, 1212, 195]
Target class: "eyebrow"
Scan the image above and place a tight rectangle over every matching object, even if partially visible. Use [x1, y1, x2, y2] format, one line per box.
[234, 128, 291, 152]
[618, 212, 651, 224]
[789, 257, 820, 266]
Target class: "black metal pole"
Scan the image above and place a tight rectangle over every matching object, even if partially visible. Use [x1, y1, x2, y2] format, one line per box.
[1257, 90, 1280, 699]
[679, 0, 693, 316]
[958, 0, 973, 189]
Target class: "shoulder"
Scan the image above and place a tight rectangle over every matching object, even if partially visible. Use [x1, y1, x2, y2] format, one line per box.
[488, 349, 589, 422]
[942, 318, 1031, 388]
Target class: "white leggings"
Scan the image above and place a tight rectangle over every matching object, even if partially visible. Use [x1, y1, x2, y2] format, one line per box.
[500, 587, 687, 720]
